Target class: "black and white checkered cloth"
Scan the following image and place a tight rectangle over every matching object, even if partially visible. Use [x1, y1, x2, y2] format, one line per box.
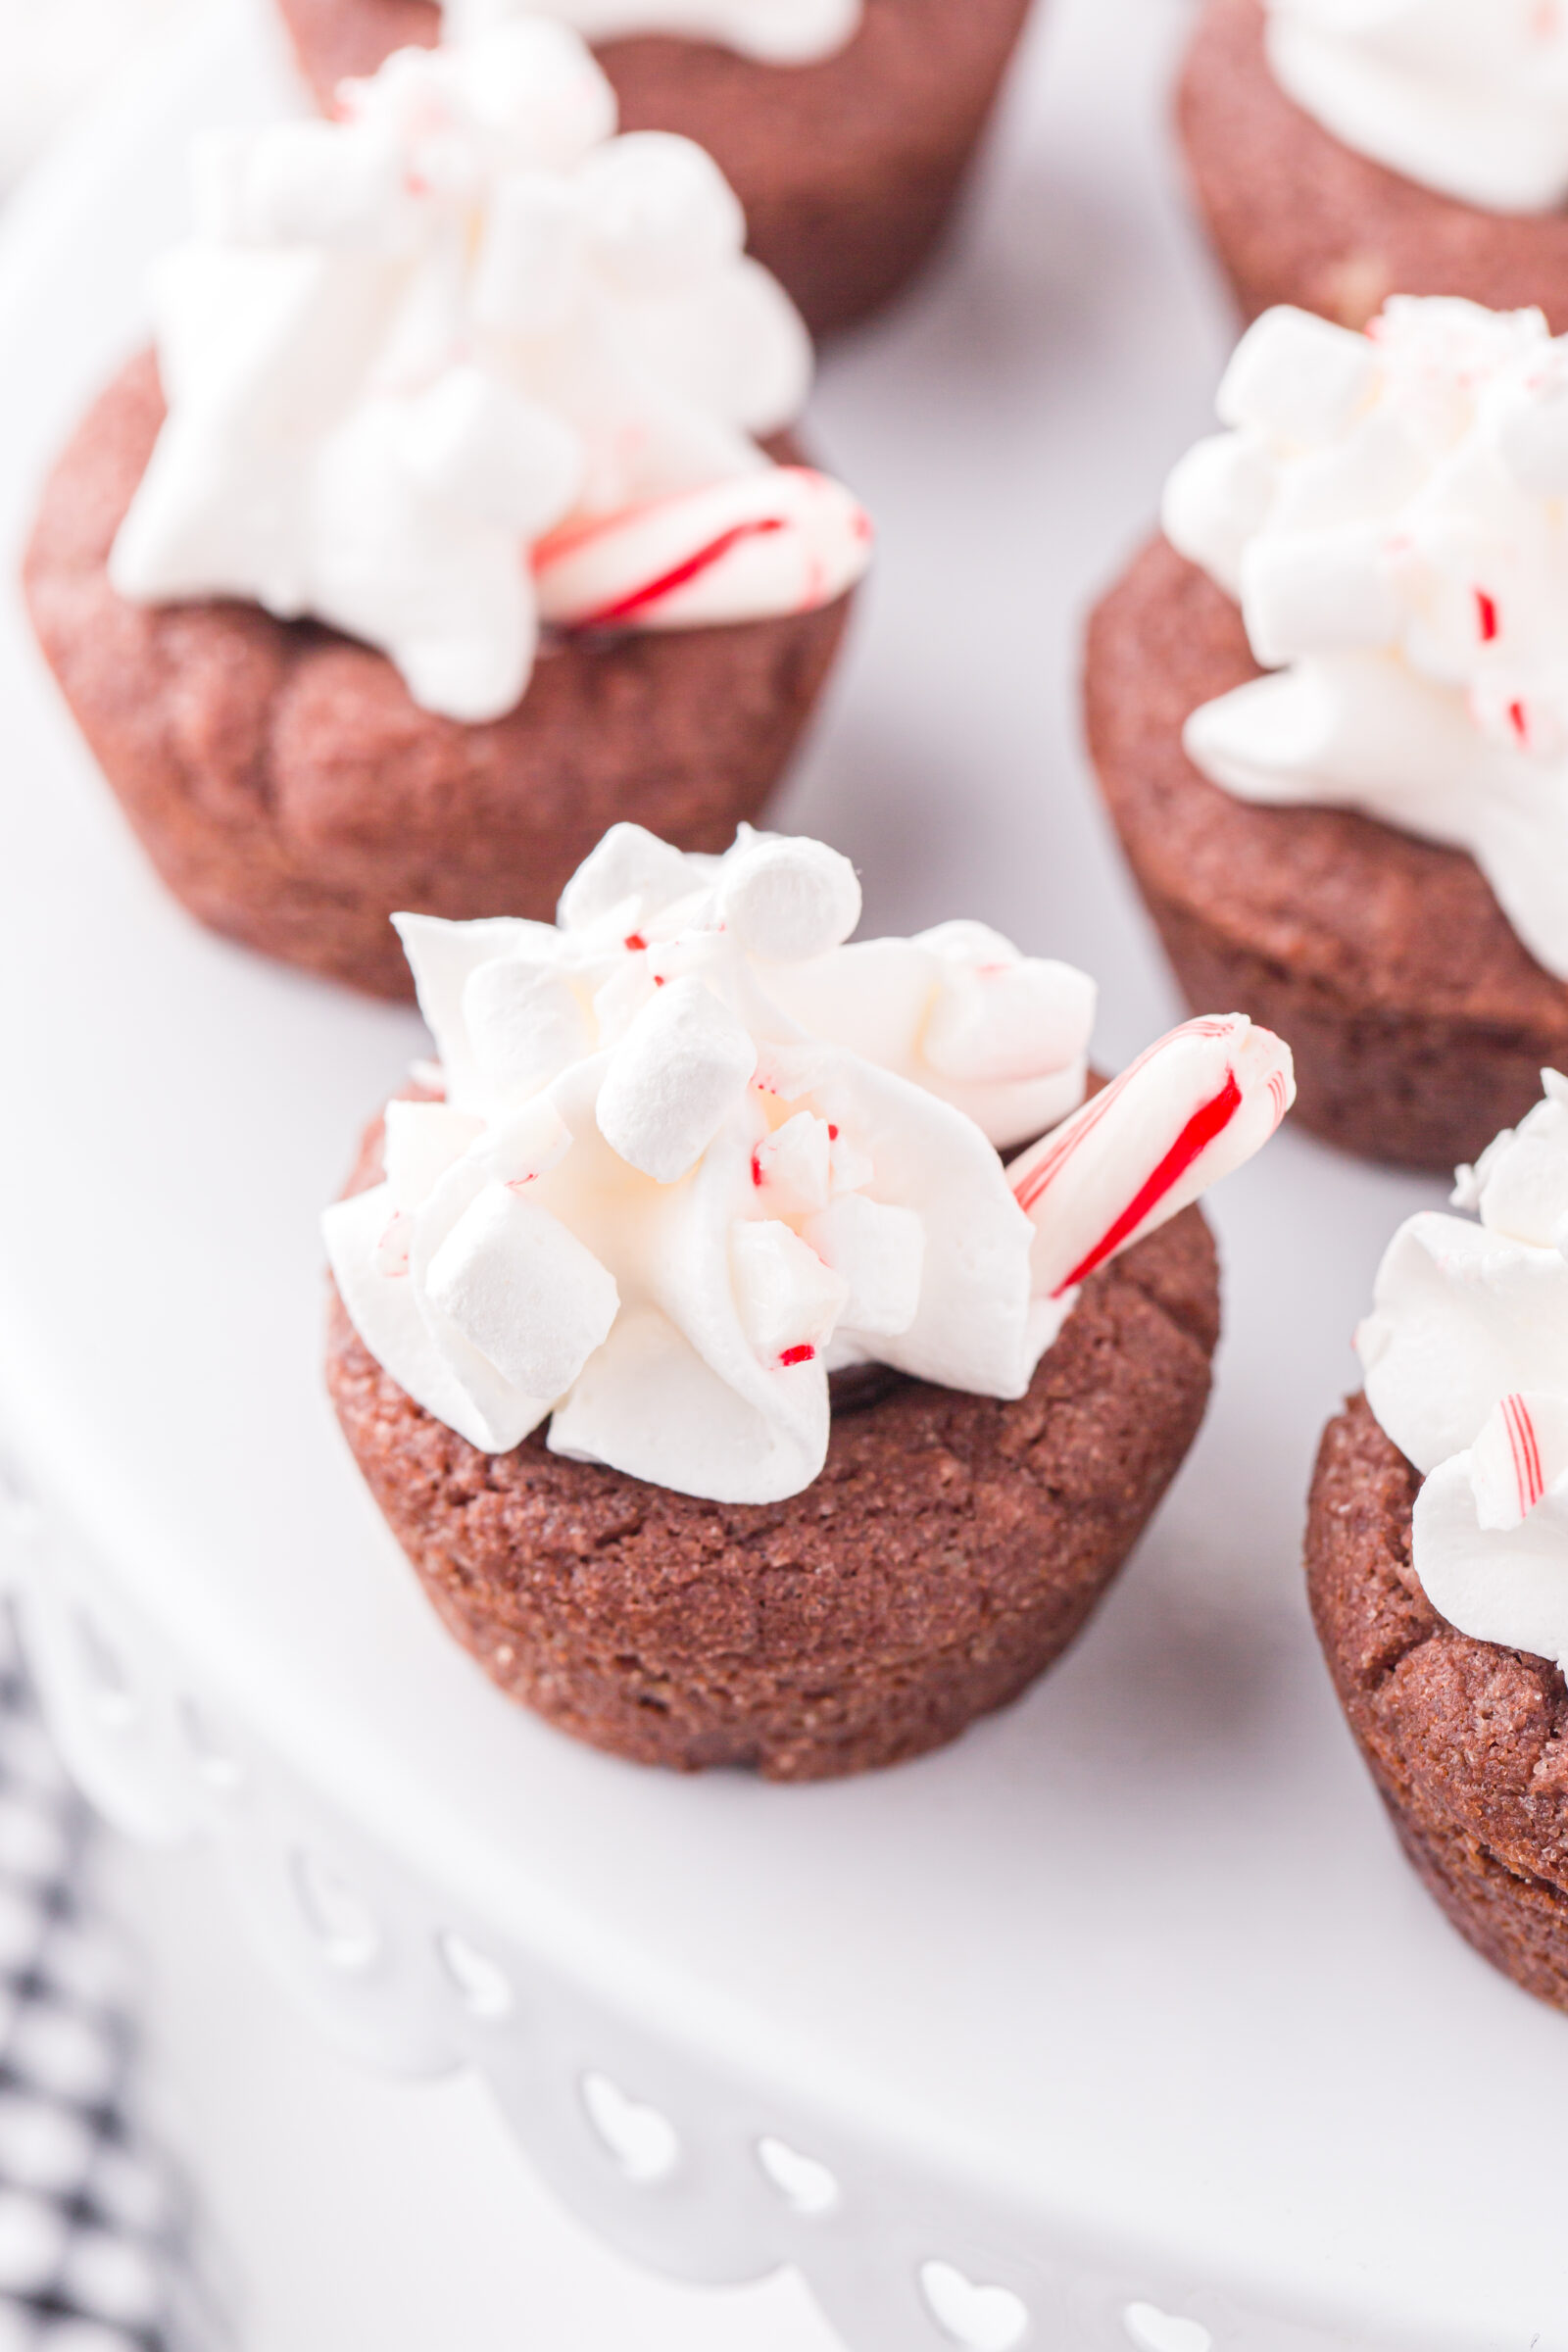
[0, 1620, 223, 2352]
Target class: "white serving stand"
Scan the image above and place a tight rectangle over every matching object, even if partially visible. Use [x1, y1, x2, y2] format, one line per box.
[2, 1, 1564, 2347]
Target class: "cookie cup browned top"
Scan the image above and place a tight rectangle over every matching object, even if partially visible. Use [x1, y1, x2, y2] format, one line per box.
[326, 1102, 1221, 1781]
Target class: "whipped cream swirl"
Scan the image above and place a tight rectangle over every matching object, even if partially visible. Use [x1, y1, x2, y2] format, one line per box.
[110, 17, 870, 723]
[1164, 296, 1568, 983]
[445, 0, 861, 66]
[1263, 0, 1568, 215]
[1358, 1073, 1568, 1674]
[323, 823, 1295, 1504]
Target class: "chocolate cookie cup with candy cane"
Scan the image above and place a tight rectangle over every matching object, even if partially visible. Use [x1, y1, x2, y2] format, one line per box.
[1310, 1077, 1568, 2012]
[323, 823, 1295, 1780]
[1178, 0, 1568, 337]
[24, 20, 870, 1002]
[272, 0, 1036, 338]
[1087, 295, 1568, 1175]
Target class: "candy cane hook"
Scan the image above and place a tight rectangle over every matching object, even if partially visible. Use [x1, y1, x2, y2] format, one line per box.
[1007, 1013, 1295, 1301]
[535, 467, 873, 633]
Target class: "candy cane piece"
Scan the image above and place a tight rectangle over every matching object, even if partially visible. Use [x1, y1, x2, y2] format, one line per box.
[534, 467, 873, 631]
[1007, 1014, 1295, 1300]
[1470, 1389, 1568, 1530]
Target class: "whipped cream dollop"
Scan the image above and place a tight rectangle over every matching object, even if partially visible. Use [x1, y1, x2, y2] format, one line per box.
[1263, 0, 1568, 215]
[110, 17, 870, 723]
[445, 0, 861, 66]
[1164, 295, 1568, 983]
[323, 823, 1295, 1504]
[1358, 1073, 1568, 1674]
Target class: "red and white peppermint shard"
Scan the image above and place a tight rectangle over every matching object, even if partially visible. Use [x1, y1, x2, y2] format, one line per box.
[534, 468, 873, 633]
[1005, 1013, 1295, 1300]
[1470, 1389, 1568, 1530]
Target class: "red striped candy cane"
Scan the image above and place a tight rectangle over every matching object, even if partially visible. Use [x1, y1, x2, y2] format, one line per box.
[1500, 1392, 1545, 1517]
[1007, 1013, 1295, 1300]
[1470, 1389, 1568, 1530]
[534, 467, 873, 632]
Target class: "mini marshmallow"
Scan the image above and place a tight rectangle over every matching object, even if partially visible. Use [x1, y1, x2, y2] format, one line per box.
[804, 1195, 923, 1339]
[717, 836, 861, 962]
[1161, 432, 1281, 604]
[463, 958, 594, 1101]
[460, 18, 619, 170]
[557, 822, 703, 934]
[596, 976, 758, 1182]
[1216, 307, 1377, 446]
[424, 1180, 618, 1399]
[1240, 525, 1401, 664]
[729, 1219, 847, 1367]
[751, 1112, 833, 1214]
[383, 1101, 485, 1211]
[577, 133, 745, 292]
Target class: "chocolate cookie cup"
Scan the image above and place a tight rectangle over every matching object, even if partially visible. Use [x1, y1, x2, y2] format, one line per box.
[24, 358, 850, 1002]
[275, 0, 1035, 337]
[328, 1109, 1220, 1780]
[1310, 1080, 1568, 2008]
[1309, 1397, 1568, 2012]
[1178, 0, 1568, 335]
[1085, 537, 1568, 1174]
[320, 826, 1292, 1779]
[27, 22, 871, 1000]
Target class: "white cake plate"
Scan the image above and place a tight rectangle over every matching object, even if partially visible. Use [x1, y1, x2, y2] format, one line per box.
[2, 2, 1564, 2347]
